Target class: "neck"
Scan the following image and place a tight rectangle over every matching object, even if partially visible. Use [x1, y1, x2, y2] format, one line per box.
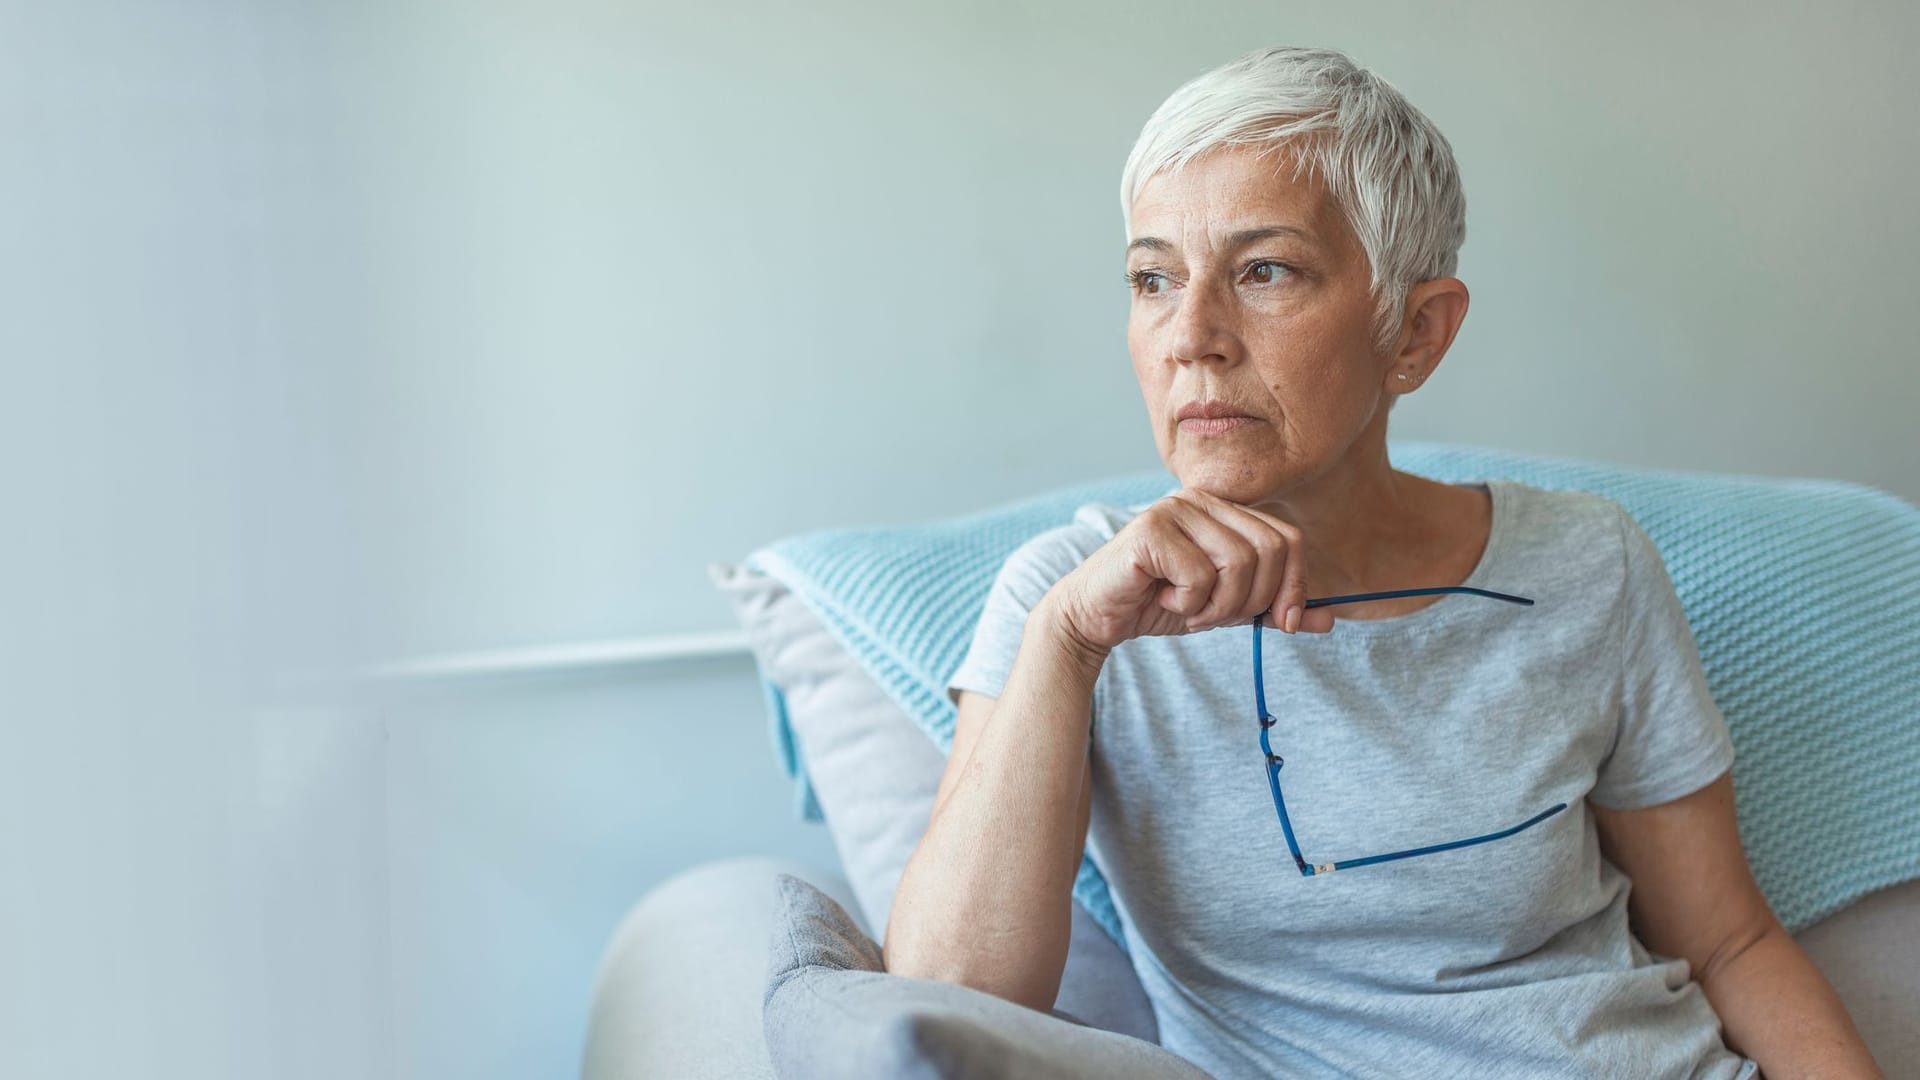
[1255, 435, 1442, 599]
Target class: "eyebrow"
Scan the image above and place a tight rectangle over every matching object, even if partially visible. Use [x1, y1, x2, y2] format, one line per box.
[1125, 225, 1315, 258]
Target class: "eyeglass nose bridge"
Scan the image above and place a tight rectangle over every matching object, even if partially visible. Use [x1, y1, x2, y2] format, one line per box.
[1258, 715, 1284, 773]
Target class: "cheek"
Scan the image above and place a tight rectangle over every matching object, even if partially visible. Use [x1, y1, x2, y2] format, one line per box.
[1254, 305, 1372, 388]
[1248, 325, 1335, 393]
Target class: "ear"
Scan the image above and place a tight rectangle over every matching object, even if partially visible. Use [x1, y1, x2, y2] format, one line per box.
[1382, 278, 1470, 396]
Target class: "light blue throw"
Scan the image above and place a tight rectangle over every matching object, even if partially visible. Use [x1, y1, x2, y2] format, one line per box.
[743, 441, 1920, 947]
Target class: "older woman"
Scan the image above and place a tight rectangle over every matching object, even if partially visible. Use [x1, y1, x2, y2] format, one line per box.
[884, 46, 1881, 1079]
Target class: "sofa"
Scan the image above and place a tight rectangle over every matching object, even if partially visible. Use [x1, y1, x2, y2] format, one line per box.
[582, 445, 1920, 1078]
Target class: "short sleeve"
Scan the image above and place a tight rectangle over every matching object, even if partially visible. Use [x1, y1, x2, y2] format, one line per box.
[1589, 504, 1736, 810]
[945, 524, 1099, 708]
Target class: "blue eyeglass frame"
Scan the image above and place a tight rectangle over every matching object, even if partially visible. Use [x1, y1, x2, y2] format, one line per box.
[1253, 586, 1568, 877]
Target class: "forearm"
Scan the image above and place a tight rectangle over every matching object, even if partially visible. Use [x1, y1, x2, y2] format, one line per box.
[883, 597, 1103, 1011]
[1699, 920, 1882, 1078]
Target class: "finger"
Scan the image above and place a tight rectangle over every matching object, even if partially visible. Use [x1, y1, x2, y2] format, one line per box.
[1195, 500, 1292, 629]
[1162, 494, 1256, 629]
[1296, 605, 1337, 634]
[1137, 508, 1219, 620]
[1236, 501, 1310, 634]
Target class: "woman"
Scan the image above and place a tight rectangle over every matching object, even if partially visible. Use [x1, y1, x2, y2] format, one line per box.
[883, 46, 1881, 1078]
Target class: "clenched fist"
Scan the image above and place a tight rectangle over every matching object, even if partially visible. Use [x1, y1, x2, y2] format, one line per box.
[1046, 487, 1337, 657]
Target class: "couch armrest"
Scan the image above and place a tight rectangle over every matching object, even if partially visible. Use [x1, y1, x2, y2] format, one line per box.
[1792, 877, 1920, 1077]
[581, 857, 859, 1080]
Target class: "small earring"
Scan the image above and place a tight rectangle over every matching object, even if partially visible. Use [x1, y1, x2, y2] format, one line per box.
[1396, 373, 1409, 381]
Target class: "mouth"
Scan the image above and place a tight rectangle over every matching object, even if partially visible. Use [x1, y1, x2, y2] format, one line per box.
[1178, 415, 1259, 435]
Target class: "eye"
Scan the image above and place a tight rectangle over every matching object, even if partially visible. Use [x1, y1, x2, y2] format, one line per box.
[1126, 268, 1172, 296]
[1243, 259, 1294, 285]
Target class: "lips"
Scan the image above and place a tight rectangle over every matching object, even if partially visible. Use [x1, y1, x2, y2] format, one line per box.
[1176, 399, 1258, 421]
[1180, 415, 1257, 435]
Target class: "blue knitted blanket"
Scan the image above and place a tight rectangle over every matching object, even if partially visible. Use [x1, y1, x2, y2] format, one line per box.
[743, 441, 1920, 947]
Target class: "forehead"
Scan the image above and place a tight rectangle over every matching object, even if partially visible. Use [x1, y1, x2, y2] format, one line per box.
[1127, 143, 1347, 254]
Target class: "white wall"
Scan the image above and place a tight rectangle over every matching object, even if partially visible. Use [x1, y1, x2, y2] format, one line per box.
[3, 2, 1914, 1079]
[343, 0, 1920, 661]
[2, 3, 386, 1079]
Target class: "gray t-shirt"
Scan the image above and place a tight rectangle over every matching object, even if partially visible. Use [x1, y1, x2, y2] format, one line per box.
[947, 478, 1758, 1080]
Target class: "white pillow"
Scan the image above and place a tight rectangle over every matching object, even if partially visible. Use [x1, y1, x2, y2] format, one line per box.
[708, 559, 951, 934]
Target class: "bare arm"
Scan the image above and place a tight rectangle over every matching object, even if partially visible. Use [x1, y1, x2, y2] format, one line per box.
[1592, 772, 1883, 1078]
[884, 488, 1324, 1009]
[882, 591, 1101, 1011]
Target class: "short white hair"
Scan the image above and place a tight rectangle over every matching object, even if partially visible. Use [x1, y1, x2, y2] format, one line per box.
[1120, 46, 1466, 353]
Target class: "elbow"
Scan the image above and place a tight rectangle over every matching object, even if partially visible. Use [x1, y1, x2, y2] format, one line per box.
[1694, 911, 1784, 987]
[883, 854, 1073, 1013]
[882, 934, 1061, 1014]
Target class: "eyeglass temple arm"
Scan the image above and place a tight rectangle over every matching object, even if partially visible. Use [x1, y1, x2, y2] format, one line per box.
[1252, 587, 1533, 717]
[1322, 803, 1568, 874]
[1295, 585, 1535, 613]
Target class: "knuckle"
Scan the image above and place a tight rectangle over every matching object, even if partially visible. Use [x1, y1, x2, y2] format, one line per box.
[1223, 532, 1255, 563]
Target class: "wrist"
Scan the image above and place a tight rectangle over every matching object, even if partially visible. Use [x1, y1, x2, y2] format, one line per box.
[1031, 591, 1111, 678]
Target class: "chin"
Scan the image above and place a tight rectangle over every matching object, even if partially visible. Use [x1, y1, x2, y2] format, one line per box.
[1170, 457, 1282, 505]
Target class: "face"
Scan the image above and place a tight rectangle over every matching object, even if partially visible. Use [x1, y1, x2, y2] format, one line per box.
[1125, 143, 1397, 503]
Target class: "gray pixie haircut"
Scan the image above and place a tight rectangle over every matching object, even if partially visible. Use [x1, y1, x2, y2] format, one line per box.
[1120, 46, 1466, 353]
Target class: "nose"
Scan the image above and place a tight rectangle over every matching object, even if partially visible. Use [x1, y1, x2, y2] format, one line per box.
[1166, 276, 1239, 369]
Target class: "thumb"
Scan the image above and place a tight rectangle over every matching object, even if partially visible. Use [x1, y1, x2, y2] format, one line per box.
[1296, 605, 1337, 634]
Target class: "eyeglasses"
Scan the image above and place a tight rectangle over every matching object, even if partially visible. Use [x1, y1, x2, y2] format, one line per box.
[1252, 586, 1567, 877]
